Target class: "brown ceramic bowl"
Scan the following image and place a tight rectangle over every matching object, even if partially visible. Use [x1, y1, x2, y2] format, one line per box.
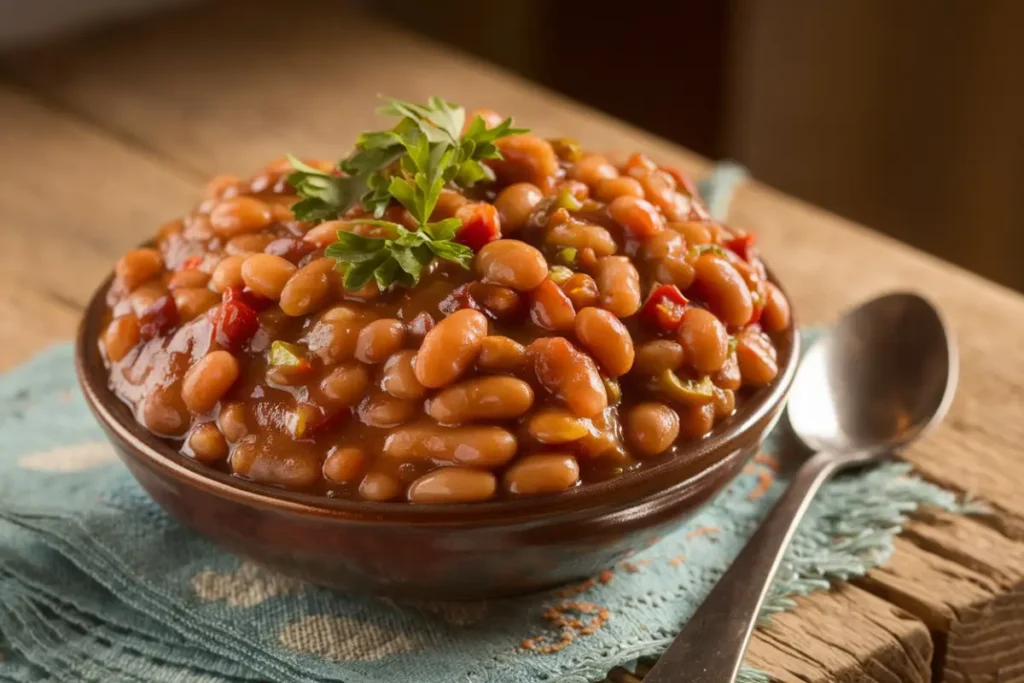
[76, 271, 798, 600]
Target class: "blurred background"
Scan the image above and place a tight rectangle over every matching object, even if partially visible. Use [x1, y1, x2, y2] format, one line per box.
[2, 0, 1022, 291]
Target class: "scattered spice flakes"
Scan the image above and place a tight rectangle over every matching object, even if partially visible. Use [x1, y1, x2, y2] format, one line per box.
[754, 452, 781, 472]
[668, 555, 687, 567]
[686, 525, 720, 540]
[598, 569, 615, 584]
[619, 559, 653, 574]
[644, 535, 661, 546]
[521, 601, 611, 654]
[747, 469, 775, 501]
[743, 464, 758, 475]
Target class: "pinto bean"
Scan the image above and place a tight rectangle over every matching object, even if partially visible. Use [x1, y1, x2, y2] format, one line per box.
[476, 240, 549, 291]
[595, 256, 641, 318]
[414, 309, 488, 388]
[574, 307, 634, 376]
[407, 468, 497, 503]
[528, 337, 607, 417]
[504, 454, 580, 496]
[427, 376, 534, 425]
[383, 424, 518, 468]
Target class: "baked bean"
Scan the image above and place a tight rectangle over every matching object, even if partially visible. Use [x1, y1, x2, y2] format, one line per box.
[712, 354, 741, 390]
[670, 220, 713, 245]
[383, 424, 518, 467]
[381, 350, 426, 399]
[116, 248, 163, 291]
[560, 273, 599, 310]
[355, 318, 406, 364]
[414, 309, 488, 388]
[712, 387, 736, 418]
[182, 351, 240, 413]
[264, 237, 315, 263]
[477, 336, 526, 372]
[476, 240, 548, 291]
[693, 254, 753, 327]
[570, 154, 618, 187]
[678, 307, 729, 373]
[140, 386, 190, 437]
[639, 170, 689, 221]
[595, 176, 645, 203]
[211, 255, 248, 293]
[529, 279, 576, 332]
[465, 107, 505, 129]
[302, 220, 345, 248]
[427, 376, 534, 425]
[626, 402, 680, 456]
[209, 196, 272, 237]
[643, 230, 685, 261]
[492, 134, 559, 191]
[608, 196, 664, 240]
[323, 447, 366, 483]
[431, 189, 469, 221]
[760, 282, 791, 333]
[167, 269, 210, 290]
[574, 307, 634, 376]
[494, 183, 544, 233]
[189, 423, 228, 464]
[526, 409, 590, 444]
[306, 308, 361, 364]
[595, 256, 641, 317]
[241, 254, 297, 300]
[319, 363, 370, 406]
[359, 471, 402, 501]
[225, 233, 275, 256]
[358, 393, 416, 428]
[634, 340, 685, 375]
[469, 283, 522, 320]
[103, 314, 140, 362]
[736, 329, 779, 387]
[407, 468, 497, 503]
[677, 403, 716, 440]
[340, 278, 380, 302]
[546, 222, 617, 257]
[231, 436, 320, 488]
[504, 454, 580, 496]
[653, 255, 696, 290]
[129, 280, 168, 316]
[173, 287, 220, 322]
[279, 257, 336, 317]
[529, 337, 607, 417]
[216, 402, 248, 442]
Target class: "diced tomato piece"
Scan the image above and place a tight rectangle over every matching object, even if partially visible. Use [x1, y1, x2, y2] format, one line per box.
[725, 233, 757, 262]
[180, 255, 203, 271]
[454, 203, 502, 251]
[438, 283, 481, 316]
[639, 284, 689, 332]
[138, 295, 180, 341]
[215, 287, 260, 352]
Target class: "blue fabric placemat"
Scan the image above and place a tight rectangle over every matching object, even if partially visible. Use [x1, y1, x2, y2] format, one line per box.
[0, 165, 977, 683]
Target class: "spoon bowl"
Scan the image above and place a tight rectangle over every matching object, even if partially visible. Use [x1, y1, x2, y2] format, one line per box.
[789, 292, 958, 456]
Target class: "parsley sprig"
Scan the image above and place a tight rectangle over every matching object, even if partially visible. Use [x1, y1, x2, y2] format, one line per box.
[286, 96, 527, 290]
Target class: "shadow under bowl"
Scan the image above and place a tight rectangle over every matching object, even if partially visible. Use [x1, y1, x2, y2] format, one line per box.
[76, 273, 799, 600]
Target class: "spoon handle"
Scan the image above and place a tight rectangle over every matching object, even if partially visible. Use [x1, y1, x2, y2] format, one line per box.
[642, 451, 842, 683]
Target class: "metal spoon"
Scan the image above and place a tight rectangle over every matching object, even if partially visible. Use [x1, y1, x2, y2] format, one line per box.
[643, 292, 958, 683]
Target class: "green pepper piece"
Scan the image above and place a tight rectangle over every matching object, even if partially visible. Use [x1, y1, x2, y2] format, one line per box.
[656, 370, 715, 406]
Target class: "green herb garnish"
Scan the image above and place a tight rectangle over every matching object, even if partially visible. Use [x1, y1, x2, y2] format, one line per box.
[287, 96, 528, 290]
[690, 244, 727, 258]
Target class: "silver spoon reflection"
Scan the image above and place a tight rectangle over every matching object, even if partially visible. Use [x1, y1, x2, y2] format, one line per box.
[643, 292, 958, 683]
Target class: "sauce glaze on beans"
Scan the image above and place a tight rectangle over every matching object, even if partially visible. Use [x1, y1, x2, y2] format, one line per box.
[100, 125, 790, 503]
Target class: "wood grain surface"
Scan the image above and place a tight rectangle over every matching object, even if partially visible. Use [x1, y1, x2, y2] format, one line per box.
[1, 2, 1022, 681]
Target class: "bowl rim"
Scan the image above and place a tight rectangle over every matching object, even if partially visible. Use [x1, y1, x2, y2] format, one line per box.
[77, 269, 799, 525]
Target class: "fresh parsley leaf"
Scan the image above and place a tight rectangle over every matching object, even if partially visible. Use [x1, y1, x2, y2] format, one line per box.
[286, 96, 531, 290]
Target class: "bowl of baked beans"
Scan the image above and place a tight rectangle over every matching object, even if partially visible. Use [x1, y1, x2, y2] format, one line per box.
[76, 99, 797, 598]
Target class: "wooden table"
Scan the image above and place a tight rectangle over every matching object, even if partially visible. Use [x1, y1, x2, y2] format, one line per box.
[1, 2, 1021, 681]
